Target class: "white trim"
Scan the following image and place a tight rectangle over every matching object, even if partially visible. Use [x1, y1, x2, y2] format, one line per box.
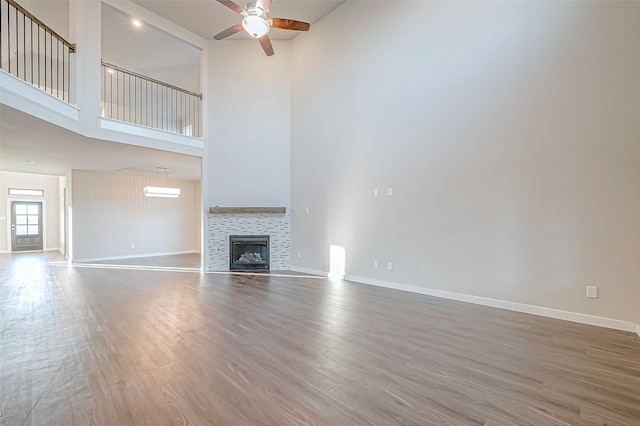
[0, 69, 79, 121]
[290, 266, 329, 277]
[73, 250, 198, 263]
[98, 117, 204, 149]
[0, 248, 58, 254]
[343, 274, 640, 335]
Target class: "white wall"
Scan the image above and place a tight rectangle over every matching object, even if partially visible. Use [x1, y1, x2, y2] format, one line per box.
[71, 170, 199, 260]
[290, 1, 640, 325]
[206, 40, 291, 208]
[18, 0, 70, 40]
[0, 171, 60, 252]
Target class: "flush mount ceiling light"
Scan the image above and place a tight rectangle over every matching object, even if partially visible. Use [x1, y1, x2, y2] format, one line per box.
[132, 19, 142, 27]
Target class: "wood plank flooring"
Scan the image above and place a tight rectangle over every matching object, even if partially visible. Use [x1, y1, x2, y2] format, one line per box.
[1, 252, 639, 425]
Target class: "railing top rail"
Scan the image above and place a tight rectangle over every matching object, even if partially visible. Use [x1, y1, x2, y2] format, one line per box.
[6, 0, 76, 52]
[102, 61, 203, 100]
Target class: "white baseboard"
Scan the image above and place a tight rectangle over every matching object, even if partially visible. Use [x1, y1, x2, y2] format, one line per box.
[290, 266, 329, 277]
[73, 250, 198, 263]
[343, 274, 640, 337]
[0, 247, 60, 254]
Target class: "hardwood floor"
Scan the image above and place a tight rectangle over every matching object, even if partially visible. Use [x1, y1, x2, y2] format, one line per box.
[1, 252, 639, 425]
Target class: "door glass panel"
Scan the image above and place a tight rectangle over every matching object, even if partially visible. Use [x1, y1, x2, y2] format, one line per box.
[16, 225, 28, 235]
[16, 216, 28, 225]
[27, 225, 39, 235]
[27, 205, 39, 215]
[28, 215, 39, 224]
[15, 205, 27, 214]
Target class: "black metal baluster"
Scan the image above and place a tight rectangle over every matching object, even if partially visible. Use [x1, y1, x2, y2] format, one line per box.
[30, 19, 33, 84]
[22, 11, 25, 80]
[37, 24, 40, 88]
[134, 75, 137, 124]
[56, 40, 59, 98]
[8, 3, 12, 75]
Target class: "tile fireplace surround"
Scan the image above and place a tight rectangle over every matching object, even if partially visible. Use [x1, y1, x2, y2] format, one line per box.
[207, 207, 290, 271]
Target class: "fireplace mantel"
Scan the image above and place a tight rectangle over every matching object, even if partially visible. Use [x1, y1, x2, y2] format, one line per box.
[208, 207, 286, 215]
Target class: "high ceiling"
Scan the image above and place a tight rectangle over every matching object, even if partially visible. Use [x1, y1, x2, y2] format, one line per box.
[129, 0, 345, 40]
[0, 0, 346, 181]
[0, 105, 202, 181]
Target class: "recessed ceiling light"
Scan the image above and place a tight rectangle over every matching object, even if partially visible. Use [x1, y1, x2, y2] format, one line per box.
[24, 160, 35, 164]
[132, 19, 141, 27]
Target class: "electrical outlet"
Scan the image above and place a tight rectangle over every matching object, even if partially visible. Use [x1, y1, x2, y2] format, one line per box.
[297, 252, 301, 259]
[387, 262, 393, 271]
[586, 286, 598, 298]
[131, 244, 135, 249]
[387, 187, 393, 196]
[305, 207, 310, 214]
[373, 189, 379, 197]
[373, 259, 379, 268]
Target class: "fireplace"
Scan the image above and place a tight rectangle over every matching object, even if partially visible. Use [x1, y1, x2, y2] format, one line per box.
[229, 235, 270, 270]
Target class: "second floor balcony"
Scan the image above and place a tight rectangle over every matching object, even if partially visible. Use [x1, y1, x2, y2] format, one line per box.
[1, 0, 205, 148]
[101, 61, 202, 138]
[1, 0, 74, 103]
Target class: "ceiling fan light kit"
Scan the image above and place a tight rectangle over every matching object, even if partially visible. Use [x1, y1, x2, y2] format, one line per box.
[213, 0, 310, 56]
[242, 7, 269, 38]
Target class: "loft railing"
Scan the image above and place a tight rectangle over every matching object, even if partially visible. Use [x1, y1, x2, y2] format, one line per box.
[101, 61, 202, 138]
[0, 0, 75, 102]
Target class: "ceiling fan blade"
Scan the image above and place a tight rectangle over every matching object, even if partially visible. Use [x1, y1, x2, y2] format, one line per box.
[270, 18, 310, 32]
[258, 34, 274, 56]
[213, 23, 243, 40]
[257, 0, 272, 11]
[216, 0, 244, 14]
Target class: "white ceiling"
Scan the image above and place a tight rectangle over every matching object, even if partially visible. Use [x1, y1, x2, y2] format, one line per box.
[129, 0, 345, 41]
[102, 3, 202, 92]
[0, 105, 202, 181]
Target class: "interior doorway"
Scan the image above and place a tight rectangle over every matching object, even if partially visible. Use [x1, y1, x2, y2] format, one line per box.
[10, 201, 43, 252]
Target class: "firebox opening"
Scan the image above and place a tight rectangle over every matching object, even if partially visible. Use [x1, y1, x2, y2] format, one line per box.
[229, 235, 270, 270]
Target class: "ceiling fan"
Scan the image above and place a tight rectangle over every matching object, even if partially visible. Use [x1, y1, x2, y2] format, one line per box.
[212, 0, 310, 56]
